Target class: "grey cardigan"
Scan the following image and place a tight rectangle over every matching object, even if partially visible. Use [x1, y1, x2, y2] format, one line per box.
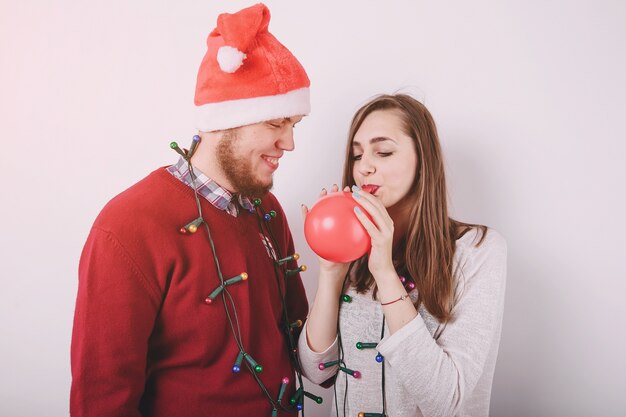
[298, 228, 507, 417]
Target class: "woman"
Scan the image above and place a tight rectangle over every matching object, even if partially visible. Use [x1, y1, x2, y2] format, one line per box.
[298, 94, 507, 417]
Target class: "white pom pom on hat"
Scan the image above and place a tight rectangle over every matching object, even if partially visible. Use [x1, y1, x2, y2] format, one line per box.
[216, 46, 247, 73]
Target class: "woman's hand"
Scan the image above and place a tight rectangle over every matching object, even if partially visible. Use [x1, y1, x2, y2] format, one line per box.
[302, 184, 352, 282]
[351, 185, 396, 281]
[302, 184, 354, 353]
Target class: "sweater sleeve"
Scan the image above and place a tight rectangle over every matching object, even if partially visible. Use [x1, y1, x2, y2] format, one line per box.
[377, 230, 507, 417]
[297, 321, 340, 384]
[70, 227, 162, 417]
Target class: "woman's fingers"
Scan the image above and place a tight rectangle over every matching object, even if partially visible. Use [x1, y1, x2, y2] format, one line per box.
[300, 204, 309, 220]
[353, 205, 380, 237]
[351, 189, 393, 230]
[318, 183, 343, 200]
[319, 184, 344, 196]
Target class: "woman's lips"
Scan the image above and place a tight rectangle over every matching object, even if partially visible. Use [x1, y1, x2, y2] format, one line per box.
[361, 184, 379, 194]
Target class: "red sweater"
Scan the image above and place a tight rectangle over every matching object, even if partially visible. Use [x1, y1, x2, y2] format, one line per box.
[71, 168, 309, 417]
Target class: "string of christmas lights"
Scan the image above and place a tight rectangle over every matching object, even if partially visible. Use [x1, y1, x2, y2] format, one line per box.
[169, 136, 322, 415]
[331, 272, 416, 417]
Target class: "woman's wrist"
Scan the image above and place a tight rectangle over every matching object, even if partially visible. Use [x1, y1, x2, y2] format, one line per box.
[371, 266, 398, 286]
[317, 269, 346, 293]
[375, 270, 410, 301]
[380, 293, 410, 305]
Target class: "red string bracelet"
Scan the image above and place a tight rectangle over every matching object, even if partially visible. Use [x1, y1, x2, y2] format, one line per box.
[380, 294, 410, 306]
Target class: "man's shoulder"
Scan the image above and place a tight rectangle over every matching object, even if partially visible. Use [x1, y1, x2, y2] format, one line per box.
[259, 191, 290, 219]
[260, 191, 281, 208]
[94, 167, 180, 228]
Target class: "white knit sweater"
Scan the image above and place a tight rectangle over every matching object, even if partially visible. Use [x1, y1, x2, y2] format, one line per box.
[298, 228, 507, 417]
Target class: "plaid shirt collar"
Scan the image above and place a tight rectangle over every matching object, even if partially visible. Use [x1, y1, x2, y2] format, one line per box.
[167, 157, 255, 217]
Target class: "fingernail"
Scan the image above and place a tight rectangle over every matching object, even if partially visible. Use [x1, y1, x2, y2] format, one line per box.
[354, 206, 362, 214]
[353, 191, 360, 199]
[351, 185, 361, 192]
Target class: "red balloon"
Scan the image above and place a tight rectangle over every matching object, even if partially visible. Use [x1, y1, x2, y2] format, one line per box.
[304, 192, 372, 263]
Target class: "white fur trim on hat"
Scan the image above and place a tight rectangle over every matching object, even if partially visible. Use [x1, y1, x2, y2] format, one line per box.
[217, 46, 247, 73]
[195, 87, 310, 132]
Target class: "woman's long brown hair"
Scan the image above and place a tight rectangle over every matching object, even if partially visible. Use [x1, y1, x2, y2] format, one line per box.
[342, 94, 486, 323]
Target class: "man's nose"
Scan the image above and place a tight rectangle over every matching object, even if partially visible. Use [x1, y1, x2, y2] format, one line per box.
[277, 126, 295, 151]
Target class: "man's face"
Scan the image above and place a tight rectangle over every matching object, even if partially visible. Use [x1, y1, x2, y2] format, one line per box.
[216, 116, 303, 197]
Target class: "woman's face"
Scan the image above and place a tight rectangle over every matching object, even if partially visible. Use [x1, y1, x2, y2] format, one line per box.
[351, 109, 418, 211]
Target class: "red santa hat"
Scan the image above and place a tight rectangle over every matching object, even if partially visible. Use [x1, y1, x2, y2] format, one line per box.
[194, 3, 311, 132]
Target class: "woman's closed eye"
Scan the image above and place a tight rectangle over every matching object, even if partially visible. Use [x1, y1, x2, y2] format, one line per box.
[353, 152, 393, 160]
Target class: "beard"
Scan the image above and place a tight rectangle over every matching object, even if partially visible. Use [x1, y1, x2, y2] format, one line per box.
[216, 130, 273, 198]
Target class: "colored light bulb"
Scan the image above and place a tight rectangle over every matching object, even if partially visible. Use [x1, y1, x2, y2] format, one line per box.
[319, 360, 339, 370]
[339, 366, 361, 378]
[304, 391, 323, 404]
[169, 141, 187, 158]
[243, 353, 262, 373]
[286, 265, 306, 276]
[188, 135, 201, 158]
[232, 351, 244, 373]
[206, 285, 224, 303]
[277, 377, 289, 403]
[289, 387, 303, 404]
[182, 217, 203, 234]
[277, 253, 299, 265]
[224, 272, 248, 286]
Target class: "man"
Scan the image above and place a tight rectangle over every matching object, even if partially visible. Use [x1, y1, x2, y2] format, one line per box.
[71, 4, 310, 416]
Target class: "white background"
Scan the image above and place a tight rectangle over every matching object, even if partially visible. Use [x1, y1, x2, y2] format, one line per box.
[1, 1, 625, 416]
